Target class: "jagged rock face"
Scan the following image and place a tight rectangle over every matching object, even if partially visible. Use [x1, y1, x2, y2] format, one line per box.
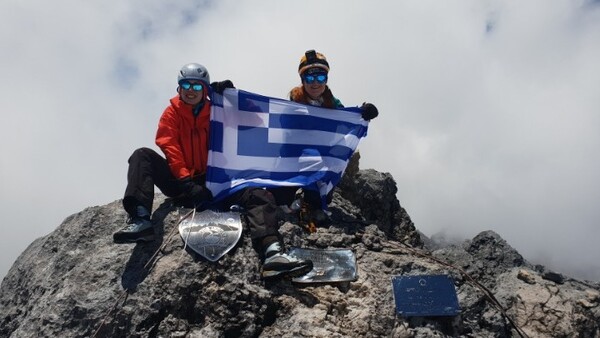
[1, 169, 599, 338]
[433, 230, 527, 286]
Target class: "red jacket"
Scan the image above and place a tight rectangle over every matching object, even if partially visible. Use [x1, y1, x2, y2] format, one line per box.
[155, 95, 211, 179]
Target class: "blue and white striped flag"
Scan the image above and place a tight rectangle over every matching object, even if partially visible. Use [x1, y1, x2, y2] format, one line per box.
[206, 89, 369, 206]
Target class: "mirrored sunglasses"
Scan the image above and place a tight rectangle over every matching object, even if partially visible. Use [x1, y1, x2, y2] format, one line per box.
[303, 74, 328, 84]
[179, 81, 203, 91]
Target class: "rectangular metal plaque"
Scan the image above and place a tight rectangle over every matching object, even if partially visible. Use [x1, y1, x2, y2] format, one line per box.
[289, 248, 357, 283]
[392, 275, 460, 317]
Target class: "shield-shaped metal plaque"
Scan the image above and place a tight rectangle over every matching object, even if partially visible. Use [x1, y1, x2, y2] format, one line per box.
[178, 209, 242, 262]
[289, 247, 357, 283]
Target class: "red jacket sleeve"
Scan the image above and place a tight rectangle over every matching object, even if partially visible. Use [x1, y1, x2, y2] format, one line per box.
[155, 106, 191, 179]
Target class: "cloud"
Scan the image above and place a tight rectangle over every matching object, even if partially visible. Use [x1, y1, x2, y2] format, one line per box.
[1, 0, 599, 282]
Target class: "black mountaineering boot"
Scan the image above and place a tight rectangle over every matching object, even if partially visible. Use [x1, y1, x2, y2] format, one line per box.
[261, 242, 313, 280]
[113, 206, 155, 243]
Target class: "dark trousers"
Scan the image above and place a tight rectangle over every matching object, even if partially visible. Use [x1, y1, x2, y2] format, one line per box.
[123, 147, 189, 217]
[221, 188, 283, 251]
[222, 187, 326, 252]
[123, 147, 281, 253]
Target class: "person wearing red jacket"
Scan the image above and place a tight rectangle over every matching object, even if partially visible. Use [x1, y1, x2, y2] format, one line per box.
[114, 63, 312, 280]
[114, 63, 214, 244]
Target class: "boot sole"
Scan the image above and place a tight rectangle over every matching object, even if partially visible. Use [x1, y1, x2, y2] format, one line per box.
[113, 234, 156, 244]
[261, 262, 314, 280]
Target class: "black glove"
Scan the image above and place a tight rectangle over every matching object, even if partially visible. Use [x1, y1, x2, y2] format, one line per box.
[180, 177, 213, 202]
[361, 102, 379, 121]
[210, 80, 235, 95]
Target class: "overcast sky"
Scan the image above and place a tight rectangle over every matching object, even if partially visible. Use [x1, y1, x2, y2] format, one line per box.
[1, 0, 599, 282]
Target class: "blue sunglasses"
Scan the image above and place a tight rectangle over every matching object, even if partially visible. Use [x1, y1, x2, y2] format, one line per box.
[179, 81, 203, 91]
[303, 74, 328, 84]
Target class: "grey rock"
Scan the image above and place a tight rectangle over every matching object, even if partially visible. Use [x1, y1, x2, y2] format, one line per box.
[542, 271, 566, 285]
[517, 269, 537, 285]
[1, 166, 599, 338]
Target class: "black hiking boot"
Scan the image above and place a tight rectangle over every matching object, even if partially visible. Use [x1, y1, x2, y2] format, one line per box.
[113, 216, 155, 243]
[113, 206, 155, 243]
[261, 243, 313, 280]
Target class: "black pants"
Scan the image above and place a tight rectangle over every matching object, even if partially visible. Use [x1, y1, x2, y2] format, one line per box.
[123, 147, 192, 217]
[222, 187, 327, 251]
[222, 188, 281, 248]
[123, 147, 280, 252]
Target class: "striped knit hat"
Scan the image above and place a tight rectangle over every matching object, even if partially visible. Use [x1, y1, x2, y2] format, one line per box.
[298, 50, 330, 75]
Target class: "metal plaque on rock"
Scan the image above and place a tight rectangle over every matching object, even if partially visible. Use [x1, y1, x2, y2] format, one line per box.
[178, 209, 242, 262]
[289, 247, 357, 283]
[392, 274, 460, 317]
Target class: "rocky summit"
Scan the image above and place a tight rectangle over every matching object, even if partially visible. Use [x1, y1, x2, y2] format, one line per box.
[1, 158, 599, 337]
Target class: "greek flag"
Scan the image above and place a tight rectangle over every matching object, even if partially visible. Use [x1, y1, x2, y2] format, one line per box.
[206, 89, 369, 206]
